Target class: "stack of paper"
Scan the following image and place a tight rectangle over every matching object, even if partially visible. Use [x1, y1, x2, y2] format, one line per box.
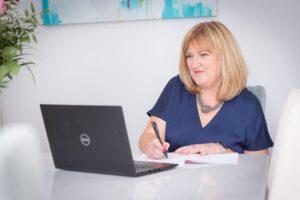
[135, 153, 239, 167]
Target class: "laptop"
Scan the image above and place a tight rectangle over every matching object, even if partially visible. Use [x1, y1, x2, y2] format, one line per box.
[40, 104, 177, 177]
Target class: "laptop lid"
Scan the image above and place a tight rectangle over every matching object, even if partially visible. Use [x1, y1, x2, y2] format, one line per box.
[40, 104, 177, 177]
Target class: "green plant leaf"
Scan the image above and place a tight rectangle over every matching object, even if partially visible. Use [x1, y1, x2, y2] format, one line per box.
[32, 34, 38, 44]
[31, 2, 35, 13]
[32, 15, 39, 24]
[25, 9, 29, 17]
[20, 62, 35, 66]
[25, 65, 36, 85]
[6, 61, 21, 76]
[2, 47, 19, 60]
[0, 80, 9, 89]
[0, 65, 9, 80]
[0, 21, 6, 32]
[11, 1, 17, 5]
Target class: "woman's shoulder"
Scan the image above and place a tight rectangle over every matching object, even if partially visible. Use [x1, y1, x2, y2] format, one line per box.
[233, 88, 261, 108]
[168, 74, 182, 84]
[165, 75, 185, 89]
[163, 75, 191, 98]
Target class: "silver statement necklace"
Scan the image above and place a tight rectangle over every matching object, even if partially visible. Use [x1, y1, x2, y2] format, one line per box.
[196, 94, 224, 113]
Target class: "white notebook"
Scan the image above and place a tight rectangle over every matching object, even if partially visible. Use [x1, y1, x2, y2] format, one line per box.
[135, 153, 239, 167]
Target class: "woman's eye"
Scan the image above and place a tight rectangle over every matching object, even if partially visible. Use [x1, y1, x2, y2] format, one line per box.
[186, 55, 193, 58]
[200, 53, 208, 57]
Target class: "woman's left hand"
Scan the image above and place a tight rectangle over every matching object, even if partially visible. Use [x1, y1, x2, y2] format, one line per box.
[174, 143, 223, 155]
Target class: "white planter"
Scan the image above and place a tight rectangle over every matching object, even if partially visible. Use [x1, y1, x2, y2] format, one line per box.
[0, 97, 6, 128]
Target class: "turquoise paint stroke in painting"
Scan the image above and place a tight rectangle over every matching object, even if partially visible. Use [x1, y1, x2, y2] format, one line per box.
[162, 0, 179, 18]
[42, 0, 62, 25]
[120, 0, 140, 10]
[119, 0, 152, 19]
[182, 3, 202, 17]
[162, 0, 213, 19]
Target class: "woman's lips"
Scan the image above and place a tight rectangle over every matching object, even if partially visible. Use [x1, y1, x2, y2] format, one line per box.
[194, 70, 204, 74]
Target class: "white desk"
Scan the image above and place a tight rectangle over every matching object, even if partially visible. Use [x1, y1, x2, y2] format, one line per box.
[42, 154, 269, 200]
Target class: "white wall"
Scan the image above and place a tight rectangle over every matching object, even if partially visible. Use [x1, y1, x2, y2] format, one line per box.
[3, 0, 300, 153]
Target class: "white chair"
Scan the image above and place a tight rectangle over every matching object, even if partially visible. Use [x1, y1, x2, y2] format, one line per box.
[0, 124, 45, 200]
[267, 89, 300, 200]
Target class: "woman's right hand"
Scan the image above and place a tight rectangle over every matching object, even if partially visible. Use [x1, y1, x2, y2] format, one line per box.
[146, 138, 170, 159]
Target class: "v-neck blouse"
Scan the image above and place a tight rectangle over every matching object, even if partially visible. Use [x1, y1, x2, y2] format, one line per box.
[147, 75, 273, 153]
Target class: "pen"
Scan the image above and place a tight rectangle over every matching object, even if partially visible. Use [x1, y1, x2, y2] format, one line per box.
[150, 121, 168, 158]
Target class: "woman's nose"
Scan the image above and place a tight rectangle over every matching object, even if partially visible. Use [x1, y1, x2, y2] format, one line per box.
[192, 55, 202, 68]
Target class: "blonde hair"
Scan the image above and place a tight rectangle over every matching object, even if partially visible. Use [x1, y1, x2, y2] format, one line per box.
[179, 21, 248, 101]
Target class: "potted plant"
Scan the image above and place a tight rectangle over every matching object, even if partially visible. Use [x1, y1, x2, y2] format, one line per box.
[0, 0, 39, 127]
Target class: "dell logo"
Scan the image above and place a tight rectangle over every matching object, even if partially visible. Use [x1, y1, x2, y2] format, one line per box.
[80, 134, 91, 146]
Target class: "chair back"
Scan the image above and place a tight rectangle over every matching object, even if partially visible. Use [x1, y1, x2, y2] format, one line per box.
[247, 85, 266, 112]
[267, 89, 300, 200]
[0, 124, 45, 200]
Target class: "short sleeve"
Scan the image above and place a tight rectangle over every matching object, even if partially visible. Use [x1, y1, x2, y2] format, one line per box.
[245, 100, 274, 151]
[147, 77, 177, 120]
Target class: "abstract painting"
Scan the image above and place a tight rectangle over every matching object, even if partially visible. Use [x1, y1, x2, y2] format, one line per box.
[42, 0, 217, 25]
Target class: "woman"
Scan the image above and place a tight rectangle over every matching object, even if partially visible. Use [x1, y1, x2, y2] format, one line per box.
[139, 21, 273, 159]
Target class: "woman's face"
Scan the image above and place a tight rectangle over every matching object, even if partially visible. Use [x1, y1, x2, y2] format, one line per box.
[186, 41, 221, 90]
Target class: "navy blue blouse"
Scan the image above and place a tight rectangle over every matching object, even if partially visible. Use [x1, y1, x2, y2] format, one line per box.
[147, 75, 273, 153]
